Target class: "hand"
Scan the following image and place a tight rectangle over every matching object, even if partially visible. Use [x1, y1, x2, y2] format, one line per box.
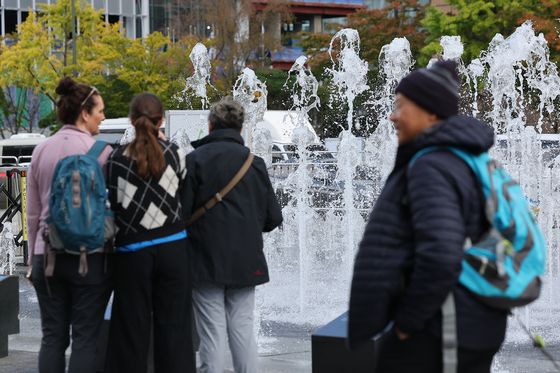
[395, 327, 410, 341]
[25, 267, 33, 285]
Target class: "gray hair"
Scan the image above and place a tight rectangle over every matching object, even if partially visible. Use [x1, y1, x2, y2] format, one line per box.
[208, 97, 244, 131]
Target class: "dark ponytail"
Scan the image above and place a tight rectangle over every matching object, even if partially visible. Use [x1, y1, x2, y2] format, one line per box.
[127, 93, 165, 180]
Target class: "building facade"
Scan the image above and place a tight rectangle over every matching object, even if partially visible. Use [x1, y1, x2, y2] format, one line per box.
[0, 0, 150, 38]
[252, 0, 366, 69]
[364, 0, 447, 10]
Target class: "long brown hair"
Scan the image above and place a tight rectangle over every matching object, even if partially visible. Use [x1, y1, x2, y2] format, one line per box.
[127, 93, 165, 179]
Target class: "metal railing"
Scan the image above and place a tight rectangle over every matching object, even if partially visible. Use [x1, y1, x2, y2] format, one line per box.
[266, 150, 377, 213]
[0, 160, 29, 264]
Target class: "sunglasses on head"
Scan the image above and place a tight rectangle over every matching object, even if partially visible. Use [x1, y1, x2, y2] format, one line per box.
[80, 86, 98, 107]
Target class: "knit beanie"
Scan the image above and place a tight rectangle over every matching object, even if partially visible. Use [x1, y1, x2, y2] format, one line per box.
[395, 60, 460, 119]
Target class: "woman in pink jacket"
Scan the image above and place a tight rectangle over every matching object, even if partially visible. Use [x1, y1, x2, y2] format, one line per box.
[27, 77, 112, 373]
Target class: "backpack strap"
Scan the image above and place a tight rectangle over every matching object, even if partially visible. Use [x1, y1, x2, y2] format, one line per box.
[408, 146, 476, 170]
[408, 146, 441, 169]
[87, 140, 108, 159]
[441, 237, 474, 373]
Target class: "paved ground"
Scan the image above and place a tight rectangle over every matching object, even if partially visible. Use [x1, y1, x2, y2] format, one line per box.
[2, 270, 560, 373]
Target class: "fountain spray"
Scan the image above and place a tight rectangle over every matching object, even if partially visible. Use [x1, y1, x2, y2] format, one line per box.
[176, 42, 213, 109]
[233, 68, 269, 152]
[327, 28, 369, 276]
[286, 55, 320, 312]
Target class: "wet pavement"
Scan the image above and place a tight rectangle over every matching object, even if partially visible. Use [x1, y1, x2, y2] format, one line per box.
[2, 271, 560, 373]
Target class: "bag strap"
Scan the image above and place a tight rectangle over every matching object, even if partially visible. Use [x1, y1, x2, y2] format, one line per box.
[441, 238, 472, 373]
[187, 152, 254, 226]
[442, 292, 458, 373]
[87, 140, 108, 159]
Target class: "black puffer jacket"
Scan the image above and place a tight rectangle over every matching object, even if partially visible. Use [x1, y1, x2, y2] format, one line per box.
[348, 115, 508, 350]
[182, 129, 283, 287]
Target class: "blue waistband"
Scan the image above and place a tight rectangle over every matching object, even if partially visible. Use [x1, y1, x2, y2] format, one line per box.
[116, 230, 187, 253]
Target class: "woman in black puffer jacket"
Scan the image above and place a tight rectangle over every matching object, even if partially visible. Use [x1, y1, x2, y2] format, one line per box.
[348, 61, 507, 373]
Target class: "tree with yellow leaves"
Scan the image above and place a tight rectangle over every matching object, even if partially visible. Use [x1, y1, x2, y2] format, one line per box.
[0, 0, 196, 132]
[0, 1, 127, 133]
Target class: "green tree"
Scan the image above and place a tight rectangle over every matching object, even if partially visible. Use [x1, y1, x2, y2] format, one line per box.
[0, 88, 51, 137]
[0, 0, 199, 129]
[115, 32, 195, 110]
[255, 68, 291, 110]
[299, 1, 426, 75]
[297, 2, 427, 138]
[0, 1, 126, 100]
[421, 0, 541, 64]
[348, 1, 426, 69]
[521, 0, 560, 64]
[0, 1, 128, 132]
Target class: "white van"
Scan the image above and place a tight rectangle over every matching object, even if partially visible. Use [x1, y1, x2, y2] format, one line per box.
[96, 118, 132, 145]
[165, 109, 331, 162]
[258, 111, 332, 163]
[101, 111, 333, 163]
[0, 133, 47, 165]
[97, 118, 166, 145]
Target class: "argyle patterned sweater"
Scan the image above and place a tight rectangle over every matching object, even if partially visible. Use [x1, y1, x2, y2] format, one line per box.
[107, 140, 187, 247]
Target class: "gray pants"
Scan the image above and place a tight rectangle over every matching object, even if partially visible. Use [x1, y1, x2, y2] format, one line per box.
[193, 283, 257, 373]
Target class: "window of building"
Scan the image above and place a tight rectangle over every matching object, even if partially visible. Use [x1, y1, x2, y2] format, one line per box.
[283, 23, 294, 32]
[301, 20, 311, 33]
[107, 15, 120, 25]
[136, 17, 143, 38]
[365, 0, 386, 9]
[21, 11, 30, 23]
[20, 0, 33, 8]
[149, 3, 167, 34]
[5, 10, 18, 35]
[322, 17, 346, 34]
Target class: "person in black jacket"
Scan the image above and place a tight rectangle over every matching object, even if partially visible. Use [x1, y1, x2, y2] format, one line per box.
[182, 97, 283, 373]
[348, 61, 508, 373]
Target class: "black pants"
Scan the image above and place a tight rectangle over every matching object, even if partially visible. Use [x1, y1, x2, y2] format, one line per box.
[377, 330, 499, 373]
[105, 239, 195, 373]
[32, 253, 112, 373]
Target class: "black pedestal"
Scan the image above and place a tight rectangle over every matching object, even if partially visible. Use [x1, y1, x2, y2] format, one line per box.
[0, 275, 20, 358]
[312, 312, 383, 373]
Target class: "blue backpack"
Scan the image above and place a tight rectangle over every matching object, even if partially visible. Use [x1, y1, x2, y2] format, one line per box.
[46, 141, 113, 276]
[410, 146, 546, 309]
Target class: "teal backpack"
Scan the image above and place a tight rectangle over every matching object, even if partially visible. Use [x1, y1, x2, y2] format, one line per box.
[46, 141, 114, 276]
[410, 146, 547, 373]
[410, 146, 546, 309]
